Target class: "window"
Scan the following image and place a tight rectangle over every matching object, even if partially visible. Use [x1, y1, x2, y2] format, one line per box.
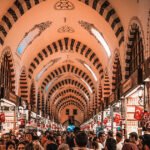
[73, 109, 77, 115]
[66, 109, 69, 115]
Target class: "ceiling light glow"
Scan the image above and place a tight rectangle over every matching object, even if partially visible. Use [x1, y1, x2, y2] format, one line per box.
[84, 63, 97, 81]
[81, 78, 93, 93]
[36, 61, 53, 81]
[91, 27, 111, 57]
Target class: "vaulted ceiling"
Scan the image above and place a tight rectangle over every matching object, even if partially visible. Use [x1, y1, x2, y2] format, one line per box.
[0, 0, 149, 125]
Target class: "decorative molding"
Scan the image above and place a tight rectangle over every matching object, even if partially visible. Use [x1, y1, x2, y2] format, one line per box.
[57, 25, 75, 33]
[78, 20, 93, 32]
[54, 0, 75, 10]
[17, 21, 52, 55]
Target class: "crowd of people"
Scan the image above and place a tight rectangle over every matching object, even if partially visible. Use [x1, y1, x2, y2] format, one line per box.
[0, 127, 150, 150]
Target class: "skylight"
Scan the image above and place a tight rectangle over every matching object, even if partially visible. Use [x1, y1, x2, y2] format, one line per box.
[17, 21, 51, 55]
[79, 20, 111, 58]
[36, 61, 53, 81]
[46, 81, 54, 91]
[81, 78, 93, 93]
[91, 27, 111, 57]
[18, 28, 39, 55]
[36, 58, 61, 81]
[84, 93, 89, 101]
[84, 63, 98, 81]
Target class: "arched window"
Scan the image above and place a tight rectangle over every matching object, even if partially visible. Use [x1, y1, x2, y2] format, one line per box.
[127, 25, 144, 78]
[0, 54, 12, 97]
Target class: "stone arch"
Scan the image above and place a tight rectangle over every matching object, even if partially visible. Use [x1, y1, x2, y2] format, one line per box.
[125, 17, 145, 79]
[0, 46, 16, 93]
[112, 50, 122, 92]
[28, 37, 104, 80]
[29, 80, 36, 111]
[41, 64, 95, 93]
[19, 66, 28, 101]
[0, 0, 124, 46]
[47, 78, 90, 100]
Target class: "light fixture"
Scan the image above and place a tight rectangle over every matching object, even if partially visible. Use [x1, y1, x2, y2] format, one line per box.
[91, 27, 111, 57]
[84, 63, 97, 81]
[138, 85, 144, 106]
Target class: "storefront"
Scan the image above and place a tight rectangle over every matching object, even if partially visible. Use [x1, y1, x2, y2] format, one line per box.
[0, 98, 16, 133]
[122, 69, 145, 137]
[17, 100, 28, 129]
[109, 93, 123, 136]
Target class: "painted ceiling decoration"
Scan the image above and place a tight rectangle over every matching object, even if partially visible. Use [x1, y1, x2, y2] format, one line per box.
[1, 0, 147, 125]
[52, 88, 88, 105]
[47, 78, 91, 100]
[58, 101, 84, 113]
[55, 95, 85, 110]
[0, 0, 46, 45]
[49, 86, 90, 103]
[79, 0, 124, 46]
[36, 57, 61, 81]
[77, 58, 100, 81]
[17, 21, 52, 55]
[56, 97, 85, 111]
[0, 0, 124, 46]
[57, 25, 75, 33]
[54, 97, 86, 115]
[45, 75, 63, 91]
[54, 0, 75, 10]
[79, 20, 111, 57]
[40, 64, 95, 93]
[28, 37, 104, 79]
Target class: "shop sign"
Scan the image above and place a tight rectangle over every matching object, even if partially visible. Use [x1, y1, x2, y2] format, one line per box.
[0, 112, 5, 122]
[134, 106, 143, 120]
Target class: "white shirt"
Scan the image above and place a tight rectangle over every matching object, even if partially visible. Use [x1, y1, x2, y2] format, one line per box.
[97, 143, 104, 150]
[117, 142, 123, 150]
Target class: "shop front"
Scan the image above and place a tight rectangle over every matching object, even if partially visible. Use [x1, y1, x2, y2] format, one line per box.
[17, 99, 28, 130]
[109, 92, 123, 136]
[122, 69, 145, 137]
[0, 98, 16, 133]
[26, 111, 37, 130]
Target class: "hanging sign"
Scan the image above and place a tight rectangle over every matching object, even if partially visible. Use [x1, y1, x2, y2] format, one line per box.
[134, 106, 143, 120]
[114, 113, 121, 124]
[103, 117, 108, 124]
[0, 112, 5, 122]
